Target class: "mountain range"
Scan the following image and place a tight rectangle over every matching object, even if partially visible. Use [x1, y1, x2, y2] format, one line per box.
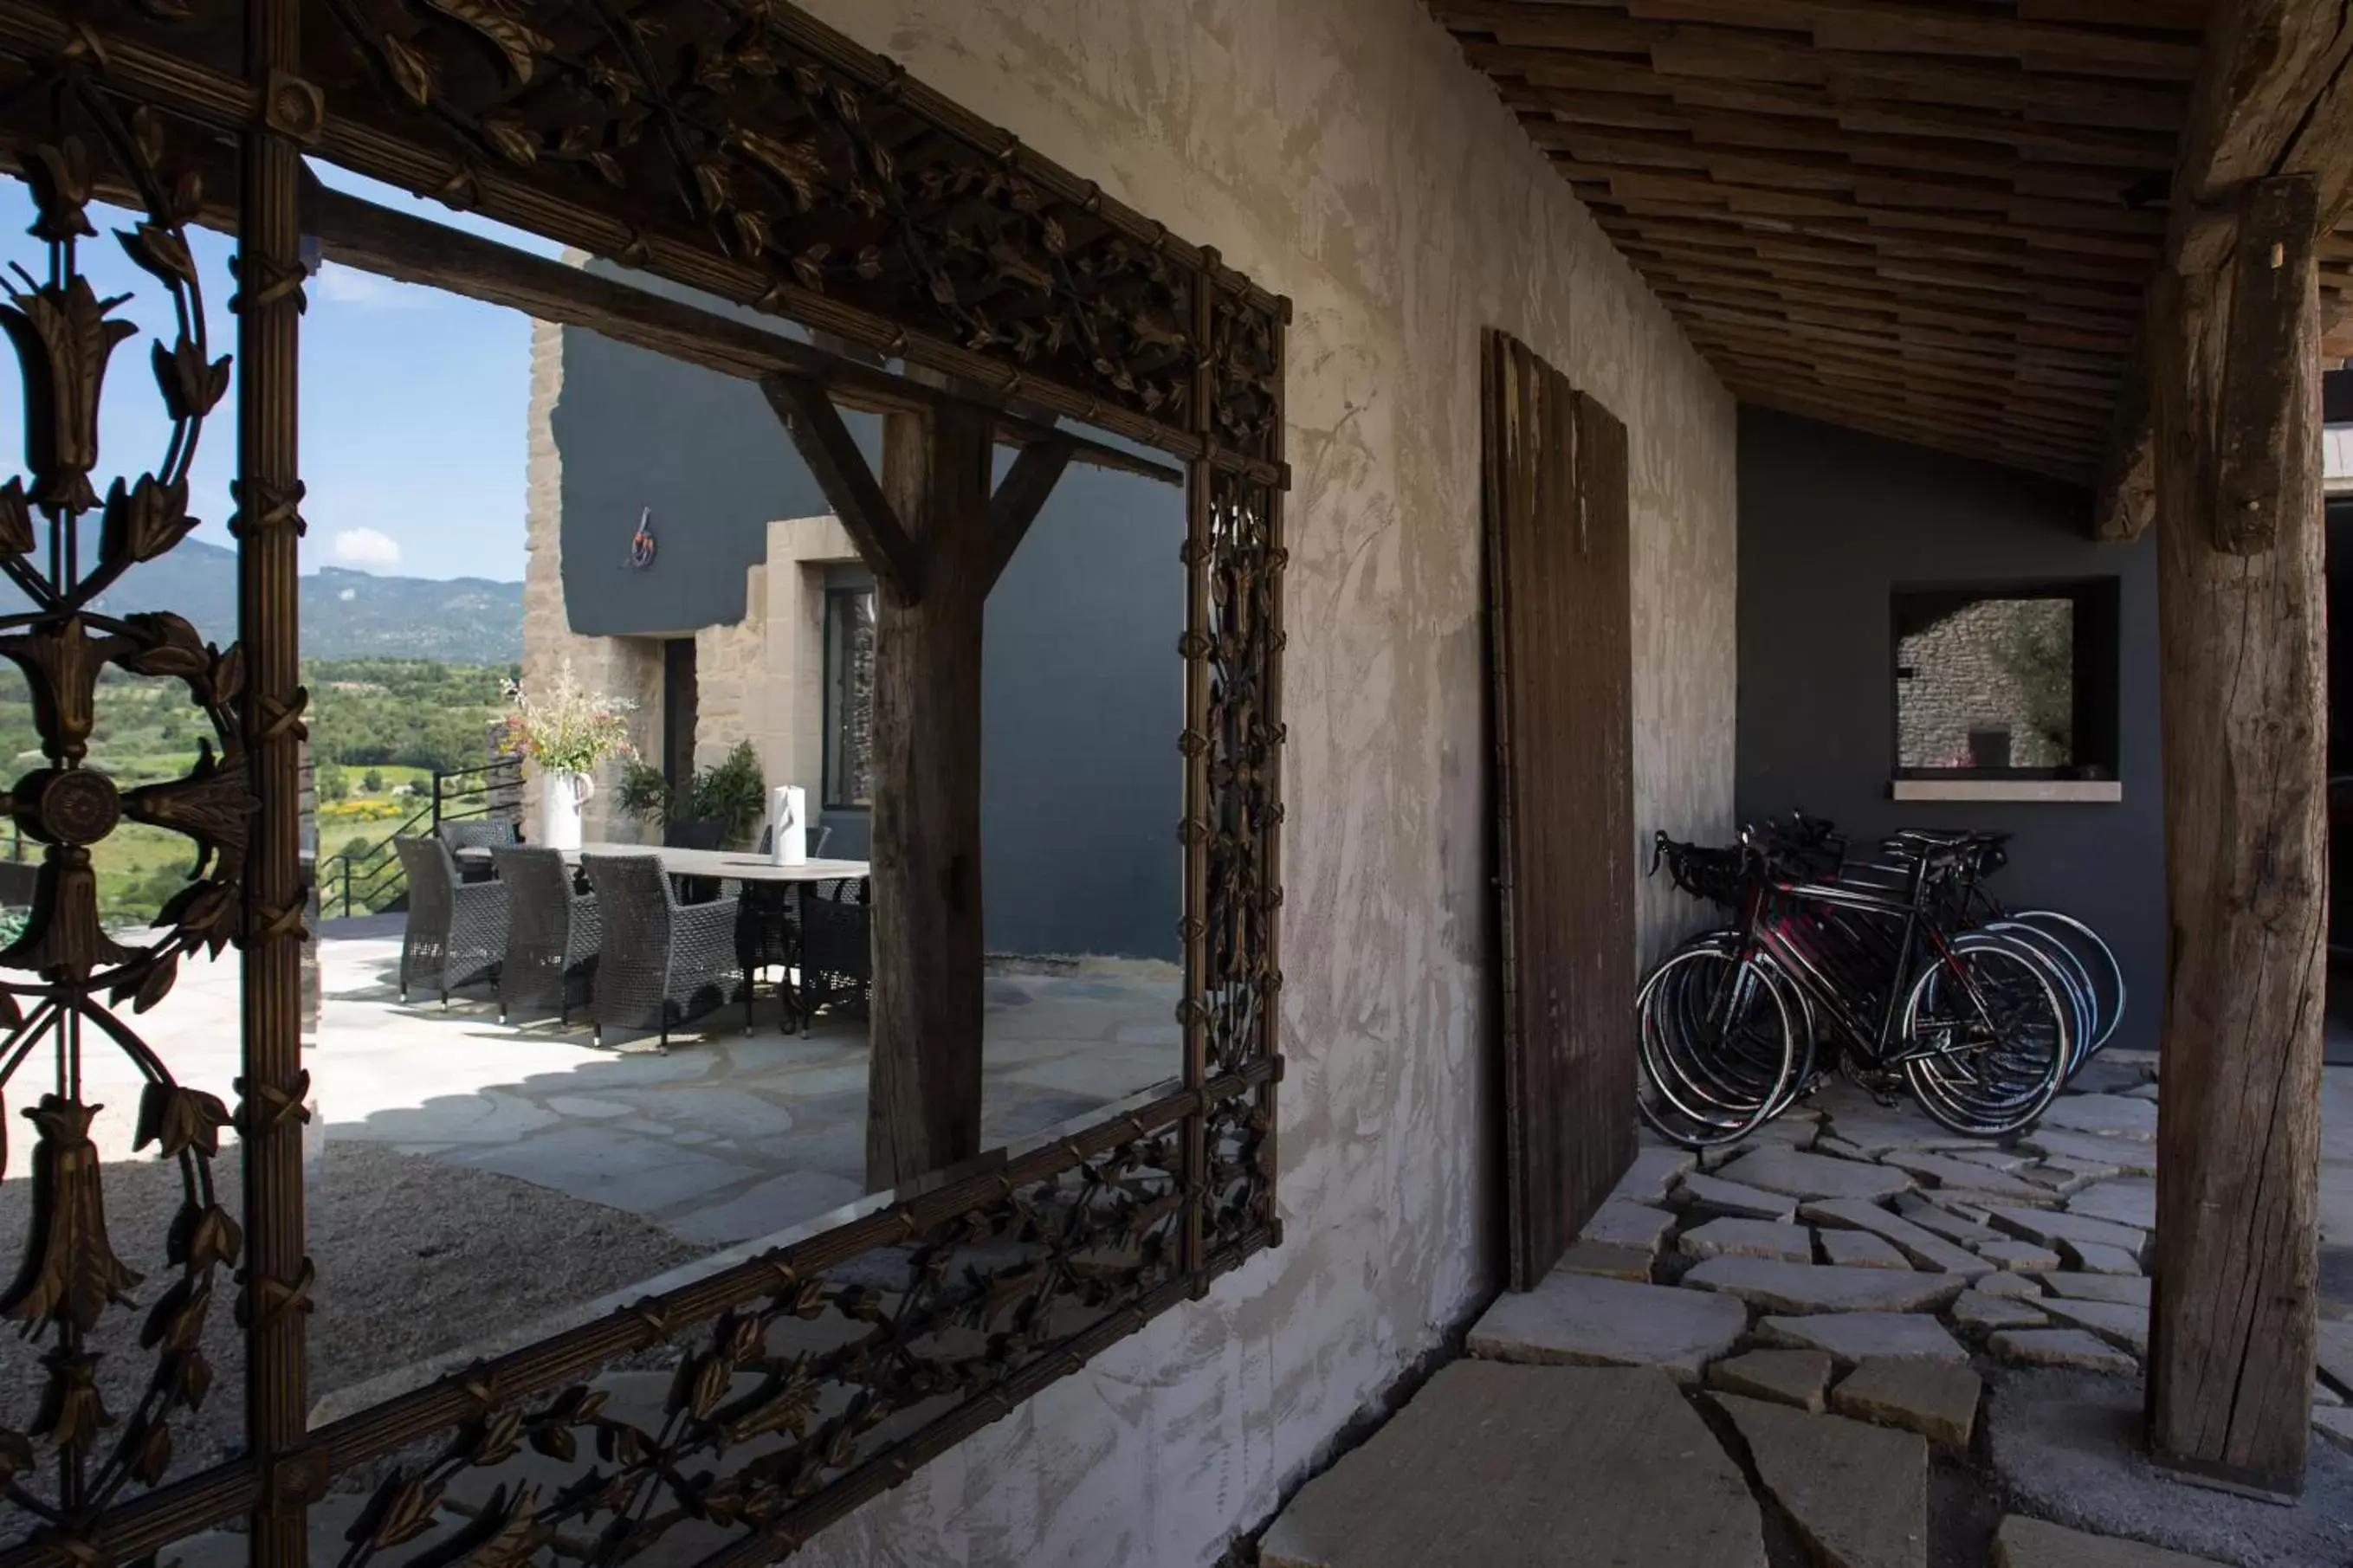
[72, 539, 523, 664]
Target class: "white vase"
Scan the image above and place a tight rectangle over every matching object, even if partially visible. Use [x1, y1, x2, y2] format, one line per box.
[541, 769, 591, 851]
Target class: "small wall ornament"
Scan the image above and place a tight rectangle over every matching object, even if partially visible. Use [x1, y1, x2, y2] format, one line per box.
[629, 507, 656, 570]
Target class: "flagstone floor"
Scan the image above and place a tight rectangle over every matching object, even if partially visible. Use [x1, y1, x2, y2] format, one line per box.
[1264, 1057, 2353, 1568]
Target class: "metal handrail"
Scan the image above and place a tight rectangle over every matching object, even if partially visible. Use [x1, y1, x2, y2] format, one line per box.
[326, 756, 524, 919]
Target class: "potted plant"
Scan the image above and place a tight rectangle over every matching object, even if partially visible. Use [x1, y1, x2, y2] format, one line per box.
[499, 661, 637, 850]
[615, 740, 767, 850]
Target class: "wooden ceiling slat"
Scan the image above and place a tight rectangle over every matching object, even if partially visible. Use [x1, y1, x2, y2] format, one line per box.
[1434, 0, 2236, 481]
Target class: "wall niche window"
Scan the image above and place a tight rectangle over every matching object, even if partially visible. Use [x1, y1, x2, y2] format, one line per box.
[824, 572, 878, 809]
[1892, 579, 2121, 785]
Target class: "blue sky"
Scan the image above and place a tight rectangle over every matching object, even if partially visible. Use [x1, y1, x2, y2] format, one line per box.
[0, 161, 554, 584]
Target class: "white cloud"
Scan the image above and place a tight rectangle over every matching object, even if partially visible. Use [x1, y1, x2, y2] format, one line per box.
[332, 527, 402, 568]
[314, 262, 429, 310]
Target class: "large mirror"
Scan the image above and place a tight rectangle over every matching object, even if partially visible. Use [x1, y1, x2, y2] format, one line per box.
[0, 8, 1281, 1561]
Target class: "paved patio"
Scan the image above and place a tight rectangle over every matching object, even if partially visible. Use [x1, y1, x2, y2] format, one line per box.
[65, 913, 1183, 1249]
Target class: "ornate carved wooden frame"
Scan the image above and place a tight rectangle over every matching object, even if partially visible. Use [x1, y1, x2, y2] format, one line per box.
[0, 3, 1287, 1565]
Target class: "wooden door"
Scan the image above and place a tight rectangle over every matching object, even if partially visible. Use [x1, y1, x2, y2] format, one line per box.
[1482, 330, 1638, 1291]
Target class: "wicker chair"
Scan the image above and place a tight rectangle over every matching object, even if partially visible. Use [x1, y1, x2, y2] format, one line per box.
[494, 845, 600, 1024]
[438, 818, 520, 883]
[581, 853, 746, 1049]
[798, 876, 872, 1021]
[736, 824, 837, 1029]
[395, 836, 507, 1004]
[663, 820, 727, 903]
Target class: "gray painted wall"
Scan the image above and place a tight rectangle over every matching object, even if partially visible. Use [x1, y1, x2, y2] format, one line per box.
[551, 314, 879, 636]
[552, 313, 1184, 961]
[1736, 406, 2165, 1054]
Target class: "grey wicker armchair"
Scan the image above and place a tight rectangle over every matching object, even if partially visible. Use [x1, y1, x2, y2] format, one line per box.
[798, 875, 872, 1021]
[494, 845, 600, 1025]
[395, 836, 507, 1004]
[438, 817, 520, 883]
[581, 853, 747, 1049]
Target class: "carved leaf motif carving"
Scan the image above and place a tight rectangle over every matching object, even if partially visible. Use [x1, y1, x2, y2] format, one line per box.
[18, 142, 94, 243]
[5, 853, 139, 976]
[0, 477, 34, 555]
[33, 1349, 115, 1454]
[731, 131, 827, 210]
[166, 1199, 242, 1273]
[423, 0, 553, 84]
[124, 742, 257, 860]
[1, 274, 139, 513]
[0, 1094, 144, 1335]
[100, 472, 196, 567]
[149, 333, 232, 422]
[133, 1081, 229, 1158]
[382, 33, 436, 107]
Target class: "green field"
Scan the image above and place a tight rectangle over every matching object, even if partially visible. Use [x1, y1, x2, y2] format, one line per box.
[0, 660, 518, 926]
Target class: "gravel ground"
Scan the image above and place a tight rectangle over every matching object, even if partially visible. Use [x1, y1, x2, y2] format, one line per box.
[0, 1140, 699, 1483]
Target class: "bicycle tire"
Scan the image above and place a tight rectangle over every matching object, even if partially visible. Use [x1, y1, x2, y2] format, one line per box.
[1637, 945, 1797, 1147]
[1899, 930, 2071, 1137]
[2008, 908, 2126, 1054]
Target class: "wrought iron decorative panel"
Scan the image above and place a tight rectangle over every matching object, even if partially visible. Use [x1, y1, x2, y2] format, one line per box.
[0, 3, 1288, 1567]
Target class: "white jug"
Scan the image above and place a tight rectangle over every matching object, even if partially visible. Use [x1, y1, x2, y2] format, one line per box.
[769, 784, 807, 865]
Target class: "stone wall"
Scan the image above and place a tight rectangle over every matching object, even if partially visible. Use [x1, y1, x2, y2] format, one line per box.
[760, 2, 1740, 1564]
[1895, 598, 2072, 771]
[520, 308, 662, 843]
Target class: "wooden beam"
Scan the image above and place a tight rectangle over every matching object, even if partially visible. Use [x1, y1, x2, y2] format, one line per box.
[301, 183, 1184, 490]
[760, 375, 925, 602]
[979, 440, 1075, 593]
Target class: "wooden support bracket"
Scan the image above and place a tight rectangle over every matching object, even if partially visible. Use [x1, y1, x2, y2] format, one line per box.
[980, 439, 1076, 593]
[761, 374, 926, 602]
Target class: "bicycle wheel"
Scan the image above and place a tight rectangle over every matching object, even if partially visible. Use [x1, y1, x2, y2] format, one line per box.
[1638, 945, 1797, 1147]
[2008, 909, 2126, 1053]
[1899, 931, 2071, 1137]
[1986, 918, 2097, 1076]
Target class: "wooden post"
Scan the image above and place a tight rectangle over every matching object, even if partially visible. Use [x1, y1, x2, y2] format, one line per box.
[765, 378, 1073, 1190]
[863, 404, 992, 1188]
[2147, 172, 2329, 1499]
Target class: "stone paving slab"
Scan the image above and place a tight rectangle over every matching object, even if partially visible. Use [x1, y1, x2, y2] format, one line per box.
[1819, 1110, 1987, 1158]
[1709, 1348, 1836, 1411]
[2062, 1241, 2144, 1276]
[1759, 1313, 1968, 1367]
[1800, 1197, 1993, 1276]
[1258, 1362, 1768, 1568]
[2317, 1318, 2353, 1396]
[2039, 1094, 2159, 1139]
[1831, 1358, 1982, 1449]
[2033, 1295, 2148, 1358]
[1582, 1201, 1677, 1255]
[1993, 1515, 2227, 1568]
[1715, 1394, 1928, 1568]
[1820, 1230, 1910, 1270]
[1717, 1146, 1915, 1202]
[1682, 1171, 1802, 1222]
[1943, 1146, 2038, 1172]
[1680, 1217, 1815, 1262]
[2043, 1272, 2149, 1307]
[1977, 1271, 2048, 1300]
[1990, 1329, 2137, 1375]
[1891, 1193, 2000, 1247]
[1611, 1146, 1698, 1204]
[1880, 1151, 2055, 1203]
[2068, 1179, 2157, 1231]
[1955, 1290, 2050, 1332]
[1468, 1269, 1747, 1384]
[1984, 1205, 2148, 1261]
[2018, 1129, 2158, 1175]
[2039, 1152, 2128, 1184]
[1978, 1239, 2064, 1272]
[2317, 1406, 2353, 1455]
[1683, 1257, 1966, 1314]
[1554, 1240, 1655, 1282]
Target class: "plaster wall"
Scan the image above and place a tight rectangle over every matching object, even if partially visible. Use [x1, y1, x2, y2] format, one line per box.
[763, 2, 1740, 1563]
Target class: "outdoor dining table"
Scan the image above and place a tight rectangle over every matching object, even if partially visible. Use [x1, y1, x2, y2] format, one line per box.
[456, 842, 870, 1033]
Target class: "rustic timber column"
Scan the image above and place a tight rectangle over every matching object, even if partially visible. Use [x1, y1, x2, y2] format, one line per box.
[2147, 173, 2329, 1500]
[865, 404, 991, 1186]
[766, 377, 1072, 1189]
